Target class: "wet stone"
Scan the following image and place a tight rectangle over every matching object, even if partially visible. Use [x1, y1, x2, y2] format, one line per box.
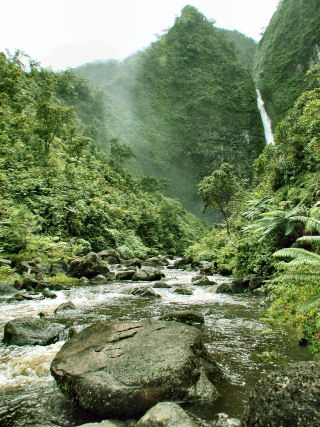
[51, 320, 221, 418]
[158, 310, 204, 325]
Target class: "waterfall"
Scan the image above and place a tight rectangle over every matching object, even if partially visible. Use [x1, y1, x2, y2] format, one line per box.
[256, 89, 274, 145]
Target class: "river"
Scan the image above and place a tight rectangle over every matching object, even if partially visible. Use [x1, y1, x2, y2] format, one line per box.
[0, 267, 311, 426]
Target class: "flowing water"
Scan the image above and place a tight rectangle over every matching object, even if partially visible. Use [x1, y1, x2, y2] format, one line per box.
[256, 89, 274, 145]
[0, 268, 311, 426]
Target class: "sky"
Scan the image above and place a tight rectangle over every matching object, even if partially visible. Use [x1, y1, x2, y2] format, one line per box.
[1, 0, 279, 70]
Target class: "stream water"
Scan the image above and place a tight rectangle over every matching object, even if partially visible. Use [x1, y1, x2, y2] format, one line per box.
[0, 268, 311, 426]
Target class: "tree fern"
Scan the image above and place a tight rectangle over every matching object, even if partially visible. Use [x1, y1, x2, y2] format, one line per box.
[273, 211, 320, 286]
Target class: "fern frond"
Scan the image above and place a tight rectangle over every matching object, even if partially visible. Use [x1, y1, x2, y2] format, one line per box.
[297, 235, 320, 243]
[291, 216, 320, 233]
[275, 272, 320, 283]
[286, 259, 320, 268]
[274, 247, 320, 261]
[297, 292, 320, 313]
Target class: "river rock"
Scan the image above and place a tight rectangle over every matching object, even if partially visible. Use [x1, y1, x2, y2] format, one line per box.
[90, 274, 110, 284]
[51, 319, 221, 418]
[143, 256, 169, 267]
[0, 258, 12, 267]
[3, 317, 65, 346]
[98, 250, 121, 265]
[215, 283, 233, 294]
[158, 310, 204, 324]
[241, 361, 320, 426]
[77, 421, 130, 427]
[173, 257, 194, 269]
[215, 279, 246, 294]
[153, 281, 171, 289]
[69, 252, 110, 279]
[131, 287, 161, 298]
[174, 287, 193, 295]
[199, 261, 216, 275]
[51, 261, 69, 275]
[22, 276, 40, 289]
[42, 287, 57, 299]
[132, 266, 164, 281]
[136, 402, 197, 426]
[0, 282, 18, 296]
[116, 270, 136, 280]
[215, 413, 241, 427]
[242, 274, 263, 291]
[192, 276, 215, 287]
[54, 301, 76, 315]
[122, 258, 142, 268]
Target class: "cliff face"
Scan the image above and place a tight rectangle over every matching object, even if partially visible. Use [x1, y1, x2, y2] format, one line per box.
[255, 0, 320, 128]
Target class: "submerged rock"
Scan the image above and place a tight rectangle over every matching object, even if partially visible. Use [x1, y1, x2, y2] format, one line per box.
[174, 287, 193, 295]
[131, 287, 161, 298]
[241, 361, 320, 426]
[158, 310, 204, 325]
[51, 319, 221, 418]
[192, 276, 215, 287]
[136, 402, 197, 426]
[153, 281, 171, 289]
[3, 317, 64, 346]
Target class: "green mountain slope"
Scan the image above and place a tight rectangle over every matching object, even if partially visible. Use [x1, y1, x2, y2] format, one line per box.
[0, 52, 205, 260]
[77, 6, 265, 219]
[255, 0, 320, 127]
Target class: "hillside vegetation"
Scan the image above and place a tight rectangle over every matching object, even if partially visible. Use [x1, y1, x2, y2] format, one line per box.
[0, 52, 205, 263]
[255, 0, 320, 127]
[77, 6, 265, 218]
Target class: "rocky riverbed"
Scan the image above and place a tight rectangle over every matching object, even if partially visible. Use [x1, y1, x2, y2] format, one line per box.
[0, 255, 314, 426]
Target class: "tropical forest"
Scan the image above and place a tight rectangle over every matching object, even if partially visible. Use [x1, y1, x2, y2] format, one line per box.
[0, 1, 320, 426]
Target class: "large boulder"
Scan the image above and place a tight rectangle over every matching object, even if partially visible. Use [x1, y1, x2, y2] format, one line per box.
[132, 266, 164, 282]
[241, 362, 320, 426]
[51, 320, 221, 418]
[136, 402, 197, 426]
[69, 252, 110, 279]
[3, 317, 65, 346]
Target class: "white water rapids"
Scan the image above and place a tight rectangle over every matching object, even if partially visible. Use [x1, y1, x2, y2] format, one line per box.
[256, 89, 274, 145]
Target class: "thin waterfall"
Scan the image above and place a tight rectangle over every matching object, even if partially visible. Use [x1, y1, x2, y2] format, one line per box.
[256, 88, 274, 145]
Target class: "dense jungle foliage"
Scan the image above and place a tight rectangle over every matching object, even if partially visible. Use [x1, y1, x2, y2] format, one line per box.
[255, 0, 320, 127]
[77, 6, 265, 218]
[0, 51, 206, 264]
[188, 65, 320, 357]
